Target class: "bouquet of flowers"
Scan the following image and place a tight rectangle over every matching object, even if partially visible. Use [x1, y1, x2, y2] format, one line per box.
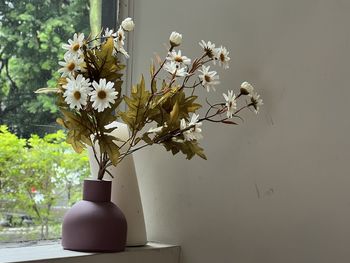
[37, 18, 263, 180]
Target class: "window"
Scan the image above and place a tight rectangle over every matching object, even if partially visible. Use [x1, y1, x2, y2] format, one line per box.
[0, 0, 119, 245]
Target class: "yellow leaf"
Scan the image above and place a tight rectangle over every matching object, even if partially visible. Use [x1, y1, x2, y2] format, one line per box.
[150, 60, 155, 77]
[142, 133, 154, 145]
[66, 130, 85, 153]
[169, 101, 179, 125]
[35, 87, 59, 94]
[56, 118, 67, 128]
[99, 135, 120, 165]
[120, 75, 151, 132]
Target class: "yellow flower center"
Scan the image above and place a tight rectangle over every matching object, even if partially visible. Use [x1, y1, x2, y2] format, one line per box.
[72, 43, 80, 52]
[67, 62, 76, 71]
[175, 56, 183, 63]
[73, 91, 81, 100]
[206, 49, 214, 58]
[97, 90, 107, 99]
[220, 53, 225, 62]
[204, 75, 211, 82]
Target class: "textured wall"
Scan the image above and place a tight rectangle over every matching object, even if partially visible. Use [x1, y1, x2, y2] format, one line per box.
[131, 1, 350, 262]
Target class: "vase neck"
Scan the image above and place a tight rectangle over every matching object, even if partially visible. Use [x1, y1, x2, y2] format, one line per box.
[83, 179, 111, 202]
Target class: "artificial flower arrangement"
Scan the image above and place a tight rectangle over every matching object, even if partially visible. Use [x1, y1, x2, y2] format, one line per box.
[37, 17, 263, 181]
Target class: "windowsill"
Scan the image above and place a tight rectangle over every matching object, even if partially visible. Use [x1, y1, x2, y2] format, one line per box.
[0, 242, 181, 263]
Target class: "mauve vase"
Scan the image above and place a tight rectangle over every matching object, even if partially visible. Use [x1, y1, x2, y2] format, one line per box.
[62, 179, 127, 252]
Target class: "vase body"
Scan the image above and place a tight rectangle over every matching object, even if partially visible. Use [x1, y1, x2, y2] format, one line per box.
[87, 122, 147, 246]
[62, 179, 127, 252]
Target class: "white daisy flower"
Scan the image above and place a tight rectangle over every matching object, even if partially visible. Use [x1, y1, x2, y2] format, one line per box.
[113, 28, 129, 58]
[103, 27, 116, 38]
[115, 28, 125, 49]
[214, 46, 230, 69]
[250, 91, 263, 114]
[164, 61, 188, 77]
[121, 17, 135, 32]
[166, 50, 191, 66]
[90, 79, 119, 112]
[169, 31, 182, 47]
[180, 113, 203, 141]
[223, 90, 237, 118]
[172, 137, 185, 143]
[62, 33, 84, 57]
[199, 40, 216, 58]
[198, 65, 220, 92]
[63, 75, 91, 110]
[240, 81, 254, 95]
[118, 46, 130, 58]
[147, 123, 167, 134]
[58, 53, 83, 77]
[180, 119, 186, 130]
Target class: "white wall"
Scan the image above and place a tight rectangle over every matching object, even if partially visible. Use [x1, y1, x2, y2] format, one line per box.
[131, 1, 350, 262]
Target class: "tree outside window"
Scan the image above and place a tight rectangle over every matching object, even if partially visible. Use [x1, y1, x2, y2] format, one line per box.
[0, 0, 104, 243]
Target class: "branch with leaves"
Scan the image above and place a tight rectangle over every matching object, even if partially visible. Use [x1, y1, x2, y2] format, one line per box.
[36, 18, 263, 181]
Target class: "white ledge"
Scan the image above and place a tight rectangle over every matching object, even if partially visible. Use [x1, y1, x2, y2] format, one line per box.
[0, 242, 181, 263]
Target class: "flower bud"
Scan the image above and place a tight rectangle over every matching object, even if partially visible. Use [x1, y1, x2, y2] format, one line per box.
[121, 17, 135, 32]
[250, 91, 263, 114]
[169, 31, 182, 47]
[240, 81, 254, 95]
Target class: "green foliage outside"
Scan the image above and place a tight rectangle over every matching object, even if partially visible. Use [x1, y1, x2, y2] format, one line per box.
[0, 126, 90, 241]
[0, 0, 105, 243]
[0, 0, 90, 138]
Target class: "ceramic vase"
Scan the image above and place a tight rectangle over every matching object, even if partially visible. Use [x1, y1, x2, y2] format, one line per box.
[62, 179, 127, 252]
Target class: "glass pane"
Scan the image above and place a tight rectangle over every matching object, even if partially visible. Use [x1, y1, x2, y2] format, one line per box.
[0, 0, 98, 245]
